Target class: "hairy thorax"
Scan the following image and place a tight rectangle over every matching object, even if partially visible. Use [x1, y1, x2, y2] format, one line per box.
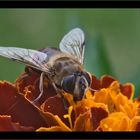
[52, 57, 83, 86]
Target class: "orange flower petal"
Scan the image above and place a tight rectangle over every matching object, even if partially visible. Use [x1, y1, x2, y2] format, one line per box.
[131, 116, 140, 131]
[40, 111, 71, 131]
[94, 81, 120, 103]
[93, 89, 116, 113]
[39, 111, 61, 127]
[54, 115, 71, 131]
[74, 99, 108, 117]
[99, 112, 131, 131]
[73, 110, 92, 131]
[1, 70, 138, 132]
[101, 75, 134, 99]
[93, 89, 114, 106]
[36, 126, 65, 131]
[111, 92, 128, 112]
[120, 102, 138, 119]
[64, 106, 74, 129]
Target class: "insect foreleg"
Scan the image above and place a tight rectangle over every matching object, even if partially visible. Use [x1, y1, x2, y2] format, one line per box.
[32, 72, 45, 104]
[51, 83, 68, 110]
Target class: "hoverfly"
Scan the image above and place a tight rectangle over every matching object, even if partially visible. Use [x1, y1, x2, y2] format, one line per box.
[0, 28, 93, 104]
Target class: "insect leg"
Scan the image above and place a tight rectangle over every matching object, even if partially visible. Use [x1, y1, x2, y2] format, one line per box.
[51, 83, 68, 110]
[32, 72, 45, 104]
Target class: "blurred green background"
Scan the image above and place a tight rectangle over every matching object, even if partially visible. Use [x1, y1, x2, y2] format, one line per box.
[0, 9, 140, 97]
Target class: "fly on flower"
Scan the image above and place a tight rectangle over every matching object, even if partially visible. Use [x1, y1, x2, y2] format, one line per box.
[0, 28, 93, 103]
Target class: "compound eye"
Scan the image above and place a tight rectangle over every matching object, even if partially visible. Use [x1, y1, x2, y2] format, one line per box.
[79, 79, 86, 90]
[79, 78, 85, 85]
[82, 72, 91, 86]
[81, 84, 86, 91]
[80, 78, 86, 88]
[61, 75, 76, 94]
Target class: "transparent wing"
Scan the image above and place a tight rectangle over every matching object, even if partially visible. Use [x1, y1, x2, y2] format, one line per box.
[0, 46, 49, 73]
[59, 28, 85, 64]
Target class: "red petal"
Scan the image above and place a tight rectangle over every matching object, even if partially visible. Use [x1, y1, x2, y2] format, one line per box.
[0, 115, 34, 131]
[16, 72, 57, 105]
[91, 107, 108, 130]
[0, 81, 49, 129]
[120, 84, 134, 99]
[101, 75, 116, 88]
[0, 81, 18, 114]
[136, 122, 140, 131]
[42, 95, 70, 127]
[90, 75, 101, 90]
[16, 72, 40, 94]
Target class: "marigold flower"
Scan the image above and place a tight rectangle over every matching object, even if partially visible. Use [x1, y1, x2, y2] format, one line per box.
[0, 72, 140, 131]
[98, 112, 131, 131]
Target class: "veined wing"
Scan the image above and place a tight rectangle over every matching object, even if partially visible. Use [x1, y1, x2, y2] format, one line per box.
[0, 46, 49, 73]
[59, 28, 85, 64]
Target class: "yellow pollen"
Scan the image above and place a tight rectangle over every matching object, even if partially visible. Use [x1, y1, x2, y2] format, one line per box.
[64, 106, 73, 129]
[104, 124, 109, 129]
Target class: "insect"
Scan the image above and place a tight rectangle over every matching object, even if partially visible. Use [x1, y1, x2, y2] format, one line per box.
[0, 28, 93, 104]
